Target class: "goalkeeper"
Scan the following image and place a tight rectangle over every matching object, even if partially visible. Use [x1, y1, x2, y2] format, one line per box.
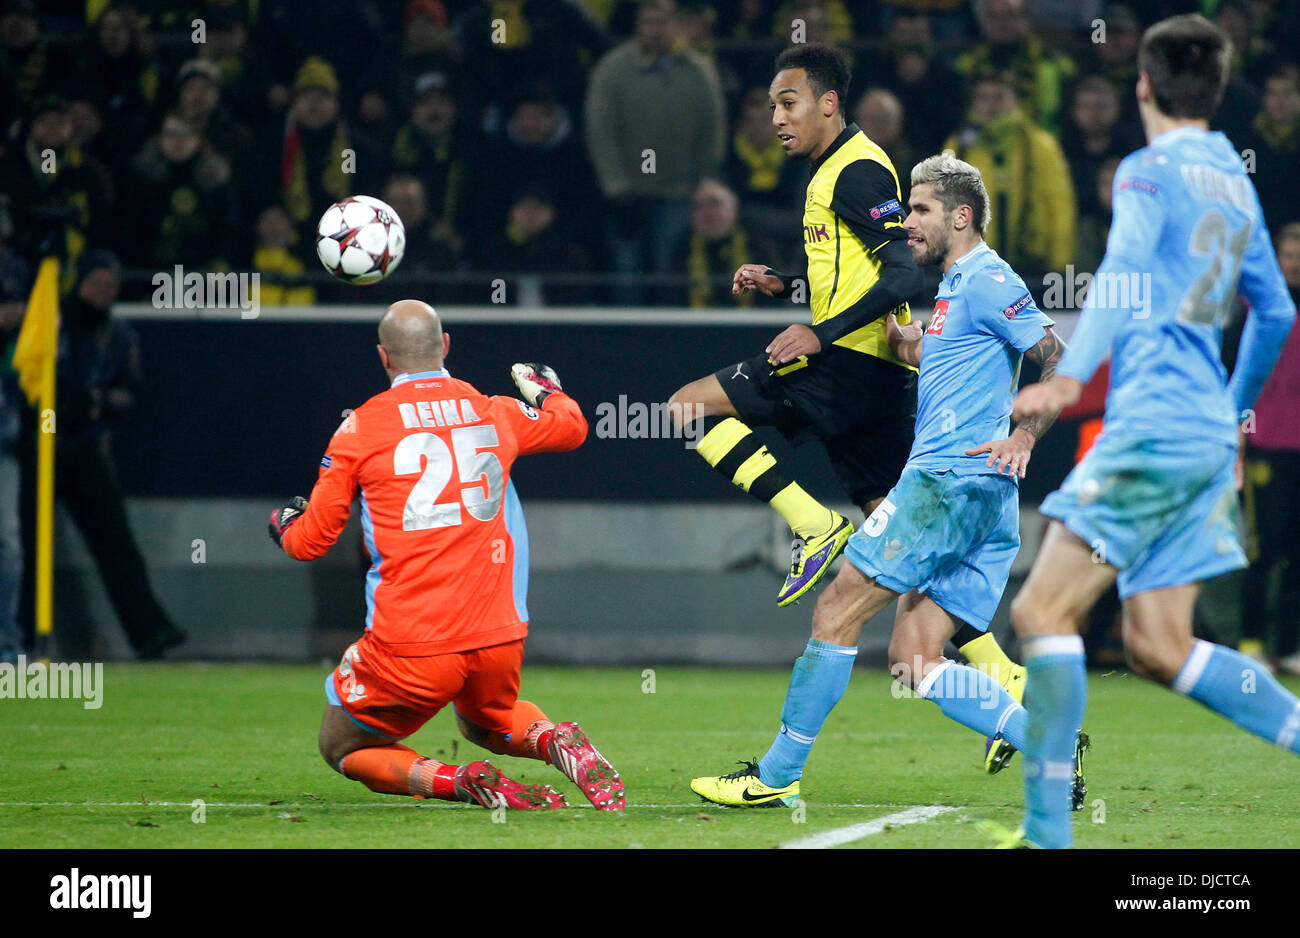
[269, 300, 624, 811]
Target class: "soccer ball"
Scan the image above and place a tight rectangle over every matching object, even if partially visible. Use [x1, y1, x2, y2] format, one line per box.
[315, 196, 406, 285]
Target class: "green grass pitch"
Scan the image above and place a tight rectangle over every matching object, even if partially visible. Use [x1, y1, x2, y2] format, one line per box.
[2, 663, 1297, 848]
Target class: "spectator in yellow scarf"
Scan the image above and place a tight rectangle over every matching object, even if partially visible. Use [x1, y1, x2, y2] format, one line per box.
[280, 57, 351, 255]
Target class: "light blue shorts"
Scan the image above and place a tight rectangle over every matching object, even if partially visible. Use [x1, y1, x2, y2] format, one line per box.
[844, 467, 1020, 631]
[1039, 433, 1245, 599]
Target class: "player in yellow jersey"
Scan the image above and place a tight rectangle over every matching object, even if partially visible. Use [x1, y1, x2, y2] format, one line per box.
[668, 46, 1025, 752]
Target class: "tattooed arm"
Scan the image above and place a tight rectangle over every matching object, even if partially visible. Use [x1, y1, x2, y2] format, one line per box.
[1013, 326, 1068, 443]
[967, 326, 1070, 478]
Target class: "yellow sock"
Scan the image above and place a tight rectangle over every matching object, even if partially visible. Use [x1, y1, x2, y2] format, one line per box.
[697, 418, 833, 539]
[958, 631, 1023, 690]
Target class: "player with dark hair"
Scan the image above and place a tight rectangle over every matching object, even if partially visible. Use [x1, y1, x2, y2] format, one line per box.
[269, 300, 625, 812]
[690, 152, 1080, 808]
[670, 42, 1031, 775]
[1005, 14, 1299, 848]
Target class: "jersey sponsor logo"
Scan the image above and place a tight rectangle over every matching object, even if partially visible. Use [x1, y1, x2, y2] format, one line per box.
[869, 197, 902, 219]
[1003, 293, 1033, 318]
[803, 222, 830, 243]
[320, 455, 332, 469]
[1118, 177, 1159, 195]
[515, 399, 540, 420]
[926, 299, 949, 335]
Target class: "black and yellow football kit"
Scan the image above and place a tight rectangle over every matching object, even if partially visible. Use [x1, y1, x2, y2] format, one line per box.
[712, 123, 921, 507]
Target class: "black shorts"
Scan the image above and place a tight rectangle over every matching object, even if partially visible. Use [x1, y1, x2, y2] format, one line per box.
[714, 347, 917, 506]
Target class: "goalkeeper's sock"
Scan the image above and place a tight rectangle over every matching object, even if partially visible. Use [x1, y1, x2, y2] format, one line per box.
[484, 699, 556, 763]
[1173, 639, 1300, 753]
[916, 659, 1027, 750]
[757, 639, 857, 787]
[696, 417, 835, 539]
[339, 744, 461, 800]
[1020, 635, 1087, 849]
[955, 627, 1020, 688]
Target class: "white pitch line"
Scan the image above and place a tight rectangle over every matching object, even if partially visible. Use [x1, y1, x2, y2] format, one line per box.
[780, 805, 959, 849]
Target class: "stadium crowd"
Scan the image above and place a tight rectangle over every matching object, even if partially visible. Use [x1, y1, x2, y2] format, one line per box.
[0, 0, 1296, 305]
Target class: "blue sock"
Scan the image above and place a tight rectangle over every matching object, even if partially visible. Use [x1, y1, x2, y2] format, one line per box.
[1020, 635, 1087, 849]
[757, 639, 857, 787]
[1174, 640, 1300, 753]
[916, 660, 1027, 751]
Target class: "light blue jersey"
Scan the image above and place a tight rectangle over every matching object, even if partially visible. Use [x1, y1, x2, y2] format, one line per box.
[1057, 126, 1296, 444]
[1043, 125, 1296, 597]
[846, 241, 1053, 630]
[909, 242, 1055, 475]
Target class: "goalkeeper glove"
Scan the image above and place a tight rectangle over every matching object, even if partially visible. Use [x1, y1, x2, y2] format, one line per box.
[268, 496, 308, 547]
[511, 362, 562, 407]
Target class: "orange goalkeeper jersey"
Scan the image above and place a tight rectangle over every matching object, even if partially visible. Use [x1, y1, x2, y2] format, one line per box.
[280, 369, 587, 656]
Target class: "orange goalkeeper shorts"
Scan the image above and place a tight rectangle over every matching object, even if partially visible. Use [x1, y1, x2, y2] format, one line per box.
[326, 632, 524, 740]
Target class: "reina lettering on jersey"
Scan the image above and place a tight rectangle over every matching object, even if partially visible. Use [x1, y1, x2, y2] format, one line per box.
[1003, 293, 1033, 319]
[927, 299, 949, 335]
[804, 222, 830, 243]
[397, 397, 482, 429]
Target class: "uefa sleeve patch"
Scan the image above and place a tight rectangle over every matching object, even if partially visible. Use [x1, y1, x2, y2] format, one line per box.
[1003, 293, 1033, 318]
[516, 399, 540, 420]
[1118, 178, 1159, 195]
[869, 197, 902, 220]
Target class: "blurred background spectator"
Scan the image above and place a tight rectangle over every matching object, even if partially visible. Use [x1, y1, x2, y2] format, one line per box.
[0, 247, 27, 664]
[946, 70, 1077, 274]
[0, 94, 106, 274]
[585, 0, 725, 304]
[956, 0, 1076, 131]
[877, 12, 965, 156]
[251, 204, 315, 306]
[1238, 223, 1300, 676]
[127, 111, 238, 270]
[674, 178, 772, 307]
[1074, 155, 1120, 274]
[386, 71, 472, 275]
[1237, 65, 1300, 237]
[1061, 74, 1141, 226]
[854, 88, 916, 186]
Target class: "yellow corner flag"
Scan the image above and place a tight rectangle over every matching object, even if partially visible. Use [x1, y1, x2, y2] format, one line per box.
[12, 257, 59, 654]
[13, 257, 59, 404]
